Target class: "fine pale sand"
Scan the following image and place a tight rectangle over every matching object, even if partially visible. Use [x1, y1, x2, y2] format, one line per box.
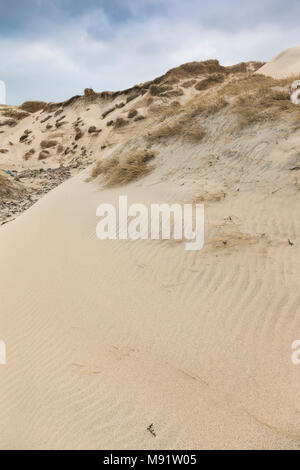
[256, 46, 300, 79]
[1, 49, 300, 449]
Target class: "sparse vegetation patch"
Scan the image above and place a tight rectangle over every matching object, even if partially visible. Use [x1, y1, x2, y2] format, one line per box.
[91, 148, 156, 186]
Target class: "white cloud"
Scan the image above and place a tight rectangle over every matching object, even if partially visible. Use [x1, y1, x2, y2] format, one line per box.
[1, 8, 300, 104]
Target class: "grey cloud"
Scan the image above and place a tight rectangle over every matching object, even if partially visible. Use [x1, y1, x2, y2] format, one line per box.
[0, 0, 300, 104]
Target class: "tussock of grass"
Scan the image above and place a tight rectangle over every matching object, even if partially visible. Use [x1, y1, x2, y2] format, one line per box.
[38, 150, 50, 160]
[2, 109, 29, 121]
[233, 94, 277, 128]
[150, 85, 173, 96]
[161, 88, 184, 98]
[40, 140, 58, 149]
[147, 73, 300, 142]
[224, 75, 300, 128]
[222, 73, 296, 96]
[19, 101, 46, 113]
[186, 97, 228, 118]
[186, 74, 300, 130]
[148, 93, 230, 144]
[23, 148, 35, 160]
[226, 61, 265, 73]
[148, 116, 206, 144]
[195, 73, 225, 91]
[102, 107, 115, 119]
[0, 119, 17, 127]
[150, 101, 180, 119]
[114, 117, 128, 129]
[91, 149, 155, 186]
[126, 92, 139, 103]
[128, 109, 138, 119]
[164, 60, 226, 80]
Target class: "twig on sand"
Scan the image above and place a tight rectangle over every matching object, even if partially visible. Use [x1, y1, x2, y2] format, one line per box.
[147, 423, 157, 437]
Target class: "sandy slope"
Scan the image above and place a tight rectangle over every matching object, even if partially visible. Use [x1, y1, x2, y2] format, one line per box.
[1, 55, 300, 449]
[256, 47, 300, 78]
[1, 137, 300, 449]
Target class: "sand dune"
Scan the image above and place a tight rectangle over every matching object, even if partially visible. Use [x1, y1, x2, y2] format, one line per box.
[1, 54, 300, 449]
[1, 172, 300, 449]
[256, 47, 300, 78]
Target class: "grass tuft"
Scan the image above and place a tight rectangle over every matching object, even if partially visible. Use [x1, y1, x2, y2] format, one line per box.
[91, 149, 156, 186]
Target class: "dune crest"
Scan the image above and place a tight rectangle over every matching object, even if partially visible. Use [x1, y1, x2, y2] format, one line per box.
[256, 46, 300, 78]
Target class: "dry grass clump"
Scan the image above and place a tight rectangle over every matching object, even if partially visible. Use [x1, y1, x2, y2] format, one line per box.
[195, 73, 225, 91]
[184, 74, 300, 130]
[134, 115, 146, 121]
[128, 109, 138, 119]
[19, 101, 46, 113]
[186, 96, 228, 119]
[19, 129, 32, 142]
[183, 124, 206, 143]
[23, 148, 35, 160]
[102, 107, 115, 119]
[126, 92, 140, 103]
[84, 88, 98, 102]
[40, 139, 58, 149]
[91, 149, 155, 186]
[148, 91, 230, 144]
[219, 74, 295, 99]
[150, 85, 173, 96]
[91, 156, 118, 179]
[219, 74, 271, 97]
[40, 115, 52, 124]
[75, 127, 84, 140]
[225, 75, 300, 128]
[148, 116, 206, 144]
[2, 109, 29, 121]
[164, 60, 227, 80]
[0, 119, 17, 127]
[164, 77, 180, 85]
[150, 101, 181, 121]
[233, 94, 280, 128]
[146, 72, 300, 141]
[161, 88, 184, 98]
[148, 120, 183, 141]
[114, 117, 128, 129]
[226, 61, 265, 73]
[38, 150, 50, 160]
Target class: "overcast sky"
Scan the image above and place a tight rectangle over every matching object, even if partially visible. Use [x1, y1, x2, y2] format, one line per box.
[1, 0, 300, 104]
